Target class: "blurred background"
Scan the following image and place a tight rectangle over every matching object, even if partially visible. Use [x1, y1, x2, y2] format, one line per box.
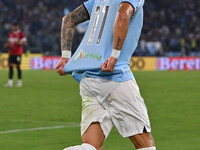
[0, 0, 200, 56]
[0, 1, 200, 150]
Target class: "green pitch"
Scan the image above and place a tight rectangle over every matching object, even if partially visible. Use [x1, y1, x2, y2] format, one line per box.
[0, 70, 200, 150]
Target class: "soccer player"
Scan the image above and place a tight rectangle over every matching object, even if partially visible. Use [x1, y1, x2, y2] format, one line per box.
[4, 22, 27, 87]
[57, 0, 156, 150]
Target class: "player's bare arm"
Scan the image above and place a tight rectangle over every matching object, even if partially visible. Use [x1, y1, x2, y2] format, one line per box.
[113, 3, 134, 50]
[4, 42, 10, 48]
[101, 3, 134, 72]
[57, 5, 90, 76]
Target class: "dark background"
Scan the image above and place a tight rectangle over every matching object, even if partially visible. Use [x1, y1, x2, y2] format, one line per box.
[0, 0, 199, 56]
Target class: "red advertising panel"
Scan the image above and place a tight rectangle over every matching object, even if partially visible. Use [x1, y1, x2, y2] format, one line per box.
[157, 57, 200, 71]
[31, 56, 60, 70]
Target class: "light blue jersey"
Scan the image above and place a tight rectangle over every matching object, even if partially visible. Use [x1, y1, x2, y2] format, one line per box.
[64, 0, 145, 82]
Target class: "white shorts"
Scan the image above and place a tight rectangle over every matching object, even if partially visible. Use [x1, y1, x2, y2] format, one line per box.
[80, 77, 151, 139]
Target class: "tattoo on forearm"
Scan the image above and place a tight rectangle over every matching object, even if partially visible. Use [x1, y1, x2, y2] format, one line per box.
[61, 5, 89, 51]
[116, 36, 121, 49]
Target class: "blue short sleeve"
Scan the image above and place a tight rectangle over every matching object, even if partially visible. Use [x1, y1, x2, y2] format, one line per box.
[84, 0, 95, 16]
[121, 0, 143, 12]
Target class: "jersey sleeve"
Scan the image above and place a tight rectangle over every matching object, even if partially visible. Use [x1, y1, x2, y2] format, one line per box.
[20, 32, 27, 43]
[121, 0, 143, 12]
[83, 0, 95, 16]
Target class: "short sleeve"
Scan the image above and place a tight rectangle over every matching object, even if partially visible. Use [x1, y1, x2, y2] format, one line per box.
[20, 32, 25, 38]
[20, 32, 27, 42]
[84, 0, 95, 16]
[121, 0, 143, 12]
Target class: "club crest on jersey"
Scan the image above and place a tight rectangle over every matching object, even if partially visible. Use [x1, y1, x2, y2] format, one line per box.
[75, 50, 102, 61]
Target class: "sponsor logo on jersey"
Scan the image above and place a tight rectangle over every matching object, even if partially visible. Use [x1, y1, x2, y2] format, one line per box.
[75, 50, 102, 61]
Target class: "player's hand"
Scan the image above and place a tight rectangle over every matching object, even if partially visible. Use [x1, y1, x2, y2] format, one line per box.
[56, 57, 69, 76]
[101, 56, 118, 72]
[4, 43, 10, 48]
[15, 41, 21, 46]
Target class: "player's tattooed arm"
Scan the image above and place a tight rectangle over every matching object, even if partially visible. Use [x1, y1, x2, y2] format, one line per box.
[113, 3, 134, 50]
[61, 5, 90, 51]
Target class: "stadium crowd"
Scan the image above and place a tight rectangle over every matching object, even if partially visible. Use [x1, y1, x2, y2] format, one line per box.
[0, 0, 200, 56]
[138, 0, 200, 56]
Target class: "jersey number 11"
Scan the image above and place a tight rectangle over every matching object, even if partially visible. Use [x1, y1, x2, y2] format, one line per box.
[88, 6, 109, 45]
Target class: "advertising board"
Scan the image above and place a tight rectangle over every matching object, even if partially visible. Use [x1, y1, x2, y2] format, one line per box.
[1, 54, 200, 71]
[130, 57, 156, 71]
[30, 56, 60, 70]
[157, 57, 200, 71]
[0, 53, 42, 70]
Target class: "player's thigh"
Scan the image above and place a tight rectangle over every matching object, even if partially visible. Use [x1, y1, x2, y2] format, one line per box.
[80, 98, 112, 139]
[80, 77, 113, 149]
[108, 79, 151, 137]
[129, 132, 155, 149]
[8, 55, 14, 66]
[15, 55, 22, 66]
